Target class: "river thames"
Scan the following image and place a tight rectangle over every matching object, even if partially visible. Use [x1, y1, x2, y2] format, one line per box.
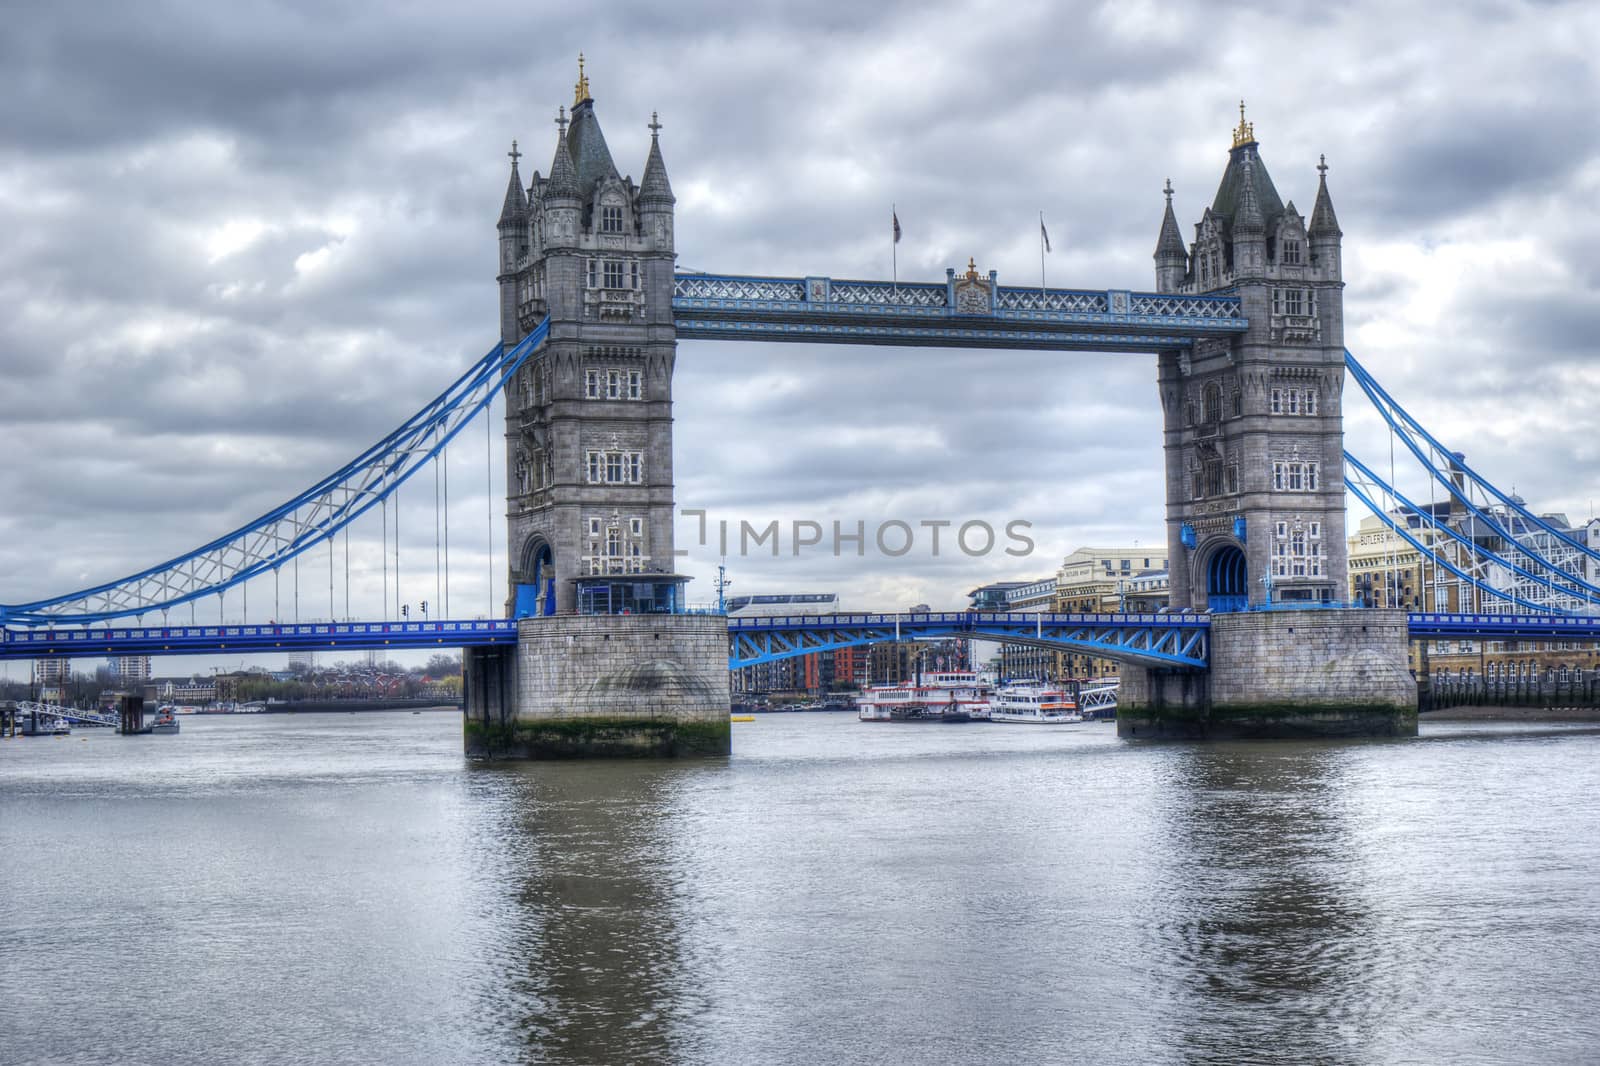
[3, 711, 1598, 1065]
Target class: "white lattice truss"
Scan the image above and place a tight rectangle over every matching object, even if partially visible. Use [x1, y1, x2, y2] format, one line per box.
[13, 701, 118, 727]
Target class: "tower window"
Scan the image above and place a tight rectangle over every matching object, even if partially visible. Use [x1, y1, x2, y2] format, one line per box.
[585, 450, 645, 485]
[1284, 241, 1301, 265]
[628, 370, 643, 399]
[586, 259, 597, 288]
[1304, 389, 1318, 415]
[1270, 388, 1282, 414]
[603, 260, 624, 289]
[601, 205, 624, 234]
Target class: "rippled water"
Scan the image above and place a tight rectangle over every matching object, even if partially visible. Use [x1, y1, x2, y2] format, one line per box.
[3, 712, 1599, 1065]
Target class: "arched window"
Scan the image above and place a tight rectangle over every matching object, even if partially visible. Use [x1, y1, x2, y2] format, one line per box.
[1203, 383, 1222, 424]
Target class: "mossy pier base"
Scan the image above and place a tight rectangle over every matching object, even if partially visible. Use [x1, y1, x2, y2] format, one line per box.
[1118, 609, 1418, 739]
[463, 614, 731, 759]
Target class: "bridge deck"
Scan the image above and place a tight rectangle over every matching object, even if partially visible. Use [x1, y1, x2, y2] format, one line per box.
[672, 273, 1247, 351]
[4, 611, 1593, 665]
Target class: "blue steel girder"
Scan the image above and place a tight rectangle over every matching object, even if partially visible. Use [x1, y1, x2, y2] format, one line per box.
[1408, 612, 1600, 643]
[673, 274, 1246, 352]
[0, 619, 519, 661]
[727, 611, 1210, 669]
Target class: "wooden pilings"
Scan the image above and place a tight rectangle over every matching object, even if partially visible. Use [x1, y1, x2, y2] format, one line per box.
[118, 695, 146, 735]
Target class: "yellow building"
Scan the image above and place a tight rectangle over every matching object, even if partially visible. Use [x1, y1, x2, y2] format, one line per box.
[1052, 546, 1169, 680]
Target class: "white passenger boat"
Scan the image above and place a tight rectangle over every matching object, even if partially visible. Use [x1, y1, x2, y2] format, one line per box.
[150, 707, 180, 735]
[857, 671, 992, 722]
[990, 682, 1083, 724]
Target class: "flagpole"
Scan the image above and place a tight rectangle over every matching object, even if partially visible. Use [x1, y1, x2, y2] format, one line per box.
[1039, 210, 1047, 299]
[892, 202, 898, 290]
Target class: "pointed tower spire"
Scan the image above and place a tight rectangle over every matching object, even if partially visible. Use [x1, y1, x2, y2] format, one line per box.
[1309, 154, 1342, 238]
[1234, 154, 1265, 237]
[1155, 178, 1185, 258]
[545, 107, 581, 202]
[1154, 178, 1187, 292]
[499, 140, 528, 228]
[640, 111, 675, 205]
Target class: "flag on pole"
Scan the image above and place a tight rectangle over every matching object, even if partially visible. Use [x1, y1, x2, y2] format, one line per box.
[893, 209, 902, 244]
[1040, 215, 1051, 253]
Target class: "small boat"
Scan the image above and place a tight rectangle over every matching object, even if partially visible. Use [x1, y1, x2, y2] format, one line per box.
[150, 707, 180, 734]
[21, 712, 71, 736]
[990, 682, 1083, 724]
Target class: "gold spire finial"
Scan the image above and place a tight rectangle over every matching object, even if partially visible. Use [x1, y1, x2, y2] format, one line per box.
[1231, 99, 1255, 149]
[965, 256, 980, 281]
[573, 53, 591, 107]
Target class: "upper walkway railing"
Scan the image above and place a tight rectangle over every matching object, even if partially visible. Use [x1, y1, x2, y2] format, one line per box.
[672, 272, 1246, 351]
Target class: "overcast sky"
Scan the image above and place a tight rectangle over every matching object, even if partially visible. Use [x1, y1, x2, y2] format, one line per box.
[2, 0, 1597, 677]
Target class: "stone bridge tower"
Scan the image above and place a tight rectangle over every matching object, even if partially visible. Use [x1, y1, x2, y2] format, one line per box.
[470, 60, 729, 760]
[1120, 106, 1416, 739]
[1154, 106, 1348, 611]
[497, 58, 678, 617]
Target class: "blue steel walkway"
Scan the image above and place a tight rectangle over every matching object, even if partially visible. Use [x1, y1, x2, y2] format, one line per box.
[672, 273, 1247, 352]
[5, 611, 1596, 668]
[728, 611, 1212, 669]
[0, 619, 519, 661]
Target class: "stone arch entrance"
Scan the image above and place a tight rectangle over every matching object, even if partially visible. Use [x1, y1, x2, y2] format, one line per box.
[1205, 542, 1248, 612]
[514, 537, 556, 618]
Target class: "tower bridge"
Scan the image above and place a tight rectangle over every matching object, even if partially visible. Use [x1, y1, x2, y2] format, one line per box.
[4, 65, 1598, 753]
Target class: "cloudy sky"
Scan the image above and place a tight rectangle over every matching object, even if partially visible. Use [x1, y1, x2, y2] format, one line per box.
[2, 0, 1597, 675]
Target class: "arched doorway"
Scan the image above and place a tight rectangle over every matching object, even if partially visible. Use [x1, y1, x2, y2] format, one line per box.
[514, 539, 556, 618]
[1206, 543, 1248, 612]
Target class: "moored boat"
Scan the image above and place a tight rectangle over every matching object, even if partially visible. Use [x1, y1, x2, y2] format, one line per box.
[990, 681, 1083, 724]
[857, 671, 992, 722]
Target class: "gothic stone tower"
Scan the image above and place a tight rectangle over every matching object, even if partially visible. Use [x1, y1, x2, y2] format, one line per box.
[1154, 107, 1348, 611]
[1119, 107, 1417, 739]
[467, 60, 729, 759]
[497, 62, 678, 616]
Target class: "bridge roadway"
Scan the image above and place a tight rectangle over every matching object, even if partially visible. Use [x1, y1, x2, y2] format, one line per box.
[5, 612, 1594, 670]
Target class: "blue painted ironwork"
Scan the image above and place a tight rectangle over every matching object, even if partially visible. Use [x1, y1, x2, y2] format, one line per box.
[673, 273, 1246, 351]
[1408, 613, 1600, 643]
[1345, 454, 1600, 611]
[728, 611, 1210, 669]
[1345, 349, 1600, 580]
[1344, 478, 1552, 615]
[0, 619, 519, 661]
[1206, 546, 1249, 613]
[0, 320, 552, 625]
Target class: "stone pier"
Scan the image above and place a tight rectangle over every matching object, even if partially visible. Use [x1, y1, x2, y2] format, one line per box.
[1118, 609, 1417, 738]
[464, 614, 731, 758]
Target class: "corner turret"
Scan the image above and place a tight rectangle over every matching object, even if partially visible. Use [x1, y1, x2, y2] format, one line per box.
[1154, 178, 1187, 292]
[639, 112, 675, 252]
[1309, 155, 1342, 280]
[497, 142, 530, 343]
